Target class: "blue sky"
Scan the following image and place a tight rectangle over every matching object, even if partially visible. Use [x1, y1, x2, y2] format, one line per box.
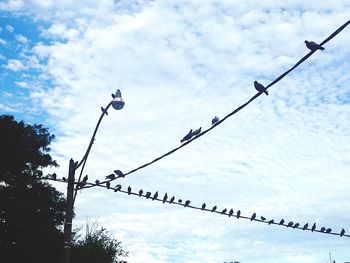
[1, 1, 350, 262]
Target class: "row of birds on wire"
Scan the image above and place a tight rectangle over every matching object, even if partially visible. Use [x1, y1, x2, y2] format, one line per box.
[47, 173, 348, 238]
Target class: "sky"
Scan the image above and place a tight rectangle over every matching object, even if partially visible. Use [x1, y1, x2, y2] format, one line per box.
[1, 1, 350, 262]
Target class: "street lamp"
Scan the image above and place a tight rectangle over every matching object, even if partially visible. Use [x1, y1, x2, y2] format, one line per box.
[62, 89, 125, 263]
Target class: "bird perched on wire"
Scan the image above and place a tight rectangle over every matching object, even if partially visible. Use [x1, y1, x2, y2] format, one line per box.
[320, 227, 326, 232]
[180, 129, 193, 143]
[95, 179, 100, 185]
[106, 181, 110, 189]
[254, 81, 269, 95]
[101, 107, 108, 115]
[326, 228, 332, 233]
[169, 196, 175, 203]
[236, 210, 241, 219]
[82, 175, 88, 182]
[287, 221, 294, 228]
[114, 184, 121, 192]
[250, 213, 256, 221]
[192, 127, 202, 137]
[211, 206, 217, 212]
[138, 189, 143, 196]
[340, 228, 345, 237]
[184, 200, 190, 207]
[260, 216, 266, 221]
[228, 209, 234, 217]
[145, 192, 151, 199]
[311, 223, 316, 232]
[305, 40, 324, 51]
[201, 203, 206, 210]
[221, 208, 227, 215]
[212, 116, 219, 125]
[52, 173, 57, 181]
[127, 186, 132, 195]
[114, 170, 124, 178]
[152, 191, 158, 200]
[268, 219, 274, 225]
[293, 223, 300, 229]
[279, 219, 285, 225]
[302, 223, 308, 230]
[106, 174, 116, 180]
[162, 193, 168, 203]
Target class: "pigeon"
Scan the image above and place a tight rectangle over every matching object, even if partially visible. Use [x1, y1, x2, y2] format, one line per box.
[62, 177, 67, 182]
[52, 173, 57, 181]
[287, 221, 294, 228]
[340, 228, 345, 237]
[169, 196, 175, 203]
[77, 181, 86, 188]
[114, 170, 124, 178]
[302, 223, 309, 230]
[293, 223, 300, 229]
[184, 200, 190, 207]
[260, 216, 266, 221]
[162, 193, 168, 203]
[180, 129, 193, 143]
[254, 81, 268, 95]
[268, 219, 274, 225]
[145, 192, 152, 199]
[114, 184, 121, 192]
[82, 175, 88, 182]
[211, 206, 217, 212]
[236, 210, 241, 219]
[311, 223, 316, 232]
[326, 228, 332, 233]
[305, 40, 324, 51]
[106, 181, 110, 189]
[221, 208, 227, 215]
[101, 107, 108, 115]
[127, 186, 132, 195]
[320, 227, 326, 232]
[106, 174, 116, 180]
[250, 213, 256, 221]
[178, 199, 182, 204]
[228, 209, 234, 217]
[279, 219, 285, 225]
[138, 189, 143, 196]
[212, 116, 219, 125]
[201, 203, 206, 210]
[152, 191, 158, 200]
[95, 179, 100, 185]
[192, 127, 202, 136]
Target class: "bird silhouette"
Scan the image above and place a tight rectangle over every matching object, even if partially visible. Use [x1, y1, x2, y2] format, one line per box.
[254, 81, 268, 95]
[326, 228, 332, 233]
[184, 200, 190, 207]
[305, 40, 324, 51]
[83, 175, 88, 182]
[340, 228, 345, 237]
[236, 210, 241, 219]
[106, 181, 110, 189]
[145, 192, 151, 199]
[211, 206, 217, 212]
[114, 170, 124, 178]
[52, 173, 57, 181]
[260, 216, 266, 221]
[95, 179, 100, 185]
[311, 223, 316, 232]
[320, 227, 326, 232]
[221, 208, 227, 215]
[192, 127, 202, 136]
[250, 213, 256, 221]
[228, 209, 234, 217]
[293, 223, 300, 229]
[169, 196, 175, 203]
[77, 181, 86, 188]
[279, 219, 285, 225]
[106, 174, 116, 180]
[180, 129, 193, 143]
[201, 203, 206, 210]
[287, 221, 294, 228]
[101, 107, 108, 115]
[152, 191, 158, 200]
[138, 189, 143, 196]
[302, 223, 308, 230]
[127, 186, 132, 195]
[114, 184, 121, 191]
[212, 116, 219, 125]
[162, 193, 168, 203]
[268, 219, 274, 225]
[62, 177, 67, 182]
[178, 199, 182, 204]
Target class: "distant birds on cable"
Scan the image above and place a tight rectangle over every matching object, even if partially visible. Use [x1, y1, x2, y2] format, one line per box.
[192, 127, 202, 136]
[305, 40, 325, 51]
[51, 173, 57, 181]
[106, 173, 116, 180]
[254, 81, 269, 95]
[212, 116, 219, 125]
[180, 127, 202, 143]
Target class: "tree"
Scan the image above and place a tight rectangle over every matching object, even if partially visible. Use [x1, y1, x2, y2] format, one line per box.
[71, 220, 128, 263]
[0, 115, 66, 263]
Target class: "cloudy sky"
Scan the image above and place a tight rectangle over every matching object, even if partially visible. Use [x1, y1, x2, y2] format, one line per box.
[1, 1, 350, 262]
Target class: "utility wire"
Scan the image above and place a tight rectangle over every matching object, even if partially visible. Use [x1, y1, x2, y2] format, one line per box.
[89, 19, 350, 186]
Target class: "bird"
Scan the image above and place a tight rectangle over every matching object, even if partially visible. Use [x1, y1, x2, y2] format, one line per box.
[260, 216, 266, 221]
[101, 106, 108, 115]
[254, 81, 268, 95]
[95, 179, 100, 185]
[340, 228, 345, 237]
[114, 184, 121, 192]
[302, 223, 309, 230]
[184, 200, 190, 207]
[305, 40, 324, 51]
[293, 223, 300, 229]
[320, 227, 326, 232]
[326, 228, 332, 233]
[201, 203, 206, 210]
[178, 199, 182, 204]
[82, 175, 88, 182]
[169, 196, 175, 203]
[127, 186, 132, 195]
[311, 223, 316, 232]
[279, 219, 285, 225]
[162, 193, 168, 203]
[268, 219, 274, 225]
[77, 181, 86, 188]
[52, 173, 57, 181]
[221, 208, 227, 215]
[152, 191, 158, 200]
[211, 206, 217, 212]
[250, 213, 256, 221]
[106, 174, 116, 180]
[228, 209, 234, 217]
[212, 116, 219, 125]
[180, 129, 193, 143]
[145, 192, 151, 199]
[106, 181, 110, 189]
[236, 210, 241, 219]
[287, 221, 294, 228]
[138, 189, 143, 196]
[114, 170, 124, 178]
[192, 127, 202, 136]
[62, 177, 67, 182]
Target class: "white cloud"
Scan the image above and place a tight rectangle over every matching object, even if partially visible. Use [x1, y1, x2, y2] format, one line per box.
[15, 34, 28, 44]
[4, 59, 26, 71]
[0, 38, 6, 45]
[5, 24, 14, 32]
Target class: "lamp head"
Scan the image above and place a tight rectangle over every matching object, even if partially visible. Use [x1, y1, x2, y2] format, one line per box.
[111, 89, 125, 110]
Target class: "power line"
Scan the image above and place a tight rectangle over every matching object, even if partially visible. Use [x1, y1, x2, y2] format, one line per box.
[88, 19, 350, 187]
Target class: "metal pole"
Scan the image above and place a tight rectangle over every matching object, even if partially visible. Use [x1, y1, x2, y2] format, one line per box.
[62, 159, 76, 263]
